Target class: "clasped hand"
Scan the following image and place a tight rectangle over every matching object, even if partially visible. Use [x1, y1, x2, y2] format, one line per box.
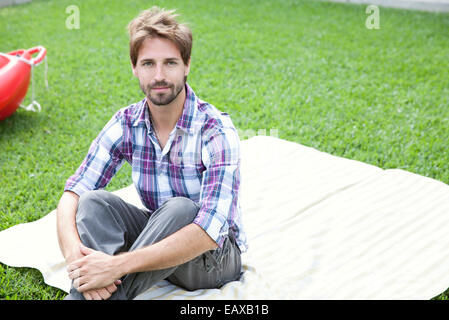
[67, 243, 123, 300]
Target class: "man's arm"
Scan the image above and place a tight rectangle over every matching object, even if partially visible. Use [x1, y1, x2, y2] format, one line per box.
[56, 191, 82, 264]
[121, 223, 218, 272]
[59, 111, 126, 258]
[58, 111, 127, 299]
[67, 222, 217, 292]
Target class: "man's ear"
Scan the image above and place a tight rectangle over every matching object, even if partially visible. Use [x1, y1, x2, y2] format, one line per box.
[131, 60, 137, 77]
[184, 58, 191, 77]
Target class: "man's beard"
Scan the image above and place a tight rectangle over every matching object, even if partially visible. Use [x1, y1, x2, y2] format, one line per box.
[141, 78, 186, 106]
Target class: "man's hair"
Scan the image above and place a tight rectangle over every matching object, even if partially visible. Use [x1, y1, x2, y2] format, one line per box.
[127, 6, 193, 67]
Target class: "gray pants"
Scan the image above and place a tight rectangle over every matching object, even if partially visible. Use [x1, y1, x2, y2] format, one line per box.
[65, 190, 242, 300]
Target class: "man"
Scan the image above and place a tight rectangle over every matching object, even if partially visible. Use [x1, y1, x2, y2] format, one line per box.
[56, 6, 247, 300]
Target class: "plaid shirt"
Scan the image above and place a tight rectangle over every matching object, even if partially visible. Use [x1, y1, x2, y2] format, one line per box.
[65, 84, 247, 253]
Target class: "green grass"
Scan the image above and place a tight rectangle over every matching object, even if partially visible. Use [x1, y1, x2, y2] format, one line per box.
[1, 0, 449, 299]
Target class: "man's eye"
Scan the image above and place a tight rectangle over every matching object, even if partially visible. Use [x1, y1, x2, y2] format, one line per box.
[143, 62, 153, 66]
[167, 61, 177, 66]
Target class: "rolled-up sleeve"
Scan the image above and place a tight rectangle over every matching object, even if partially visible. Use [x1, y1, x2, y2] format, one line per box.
[194, 125, 241, 248]
[64, 111, 125, 196]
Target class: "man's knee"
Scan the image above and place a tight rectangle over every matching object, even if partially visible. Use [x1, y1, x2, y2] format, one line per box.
[79, 189, 108, 204]
[76, 190, 111, 221]
[156, 197, 200, 226]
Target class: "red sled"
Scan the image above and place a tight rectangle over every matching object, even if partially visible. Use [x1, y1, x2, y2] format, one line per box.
[0, 46, 47, 120]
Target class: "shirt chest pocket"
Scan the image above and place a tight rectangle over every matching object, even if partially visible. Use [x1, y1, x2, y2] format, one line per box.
[168, 161, 204, 181]
[167, 161, 204, 197]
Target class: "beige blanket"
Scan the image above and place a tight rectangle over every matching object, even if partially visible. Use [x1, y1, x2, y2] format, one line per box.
[1, 136, 449, 299]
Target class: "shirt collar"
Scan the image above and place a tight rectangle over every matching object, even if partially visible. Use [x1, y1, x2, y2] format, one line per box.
[132, 83, 198, 134]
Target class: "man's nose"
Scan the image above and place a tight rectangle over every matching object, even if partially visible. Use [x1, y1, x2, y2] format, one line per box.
[154, 65, 165, 81]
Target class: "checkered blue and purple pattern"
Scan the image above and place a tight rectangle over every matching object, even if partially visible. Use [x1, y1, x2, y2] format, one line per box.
[65, 84, 247, 252]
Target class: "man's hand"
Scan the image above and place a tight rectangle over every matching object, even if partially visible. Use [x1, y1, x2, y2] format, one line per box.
[67, 244, 123, 298]
[81, 280, 122, 300]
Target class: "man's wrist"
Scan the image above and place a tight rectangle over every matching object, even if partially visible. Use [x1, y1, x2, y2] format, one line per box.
[113, 252, 131, 278]
[64, 244, 82, 264]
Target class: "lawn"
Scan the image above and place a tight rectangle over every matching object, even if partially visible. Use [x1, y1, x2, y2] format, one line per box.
[0, 0, 448, 300]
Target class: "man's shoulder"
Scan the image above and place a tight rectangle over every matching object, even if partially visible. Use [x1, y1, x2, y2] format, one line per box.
[195, 99, 236, 134]
[111, 99, 146, 126]
[194, 99, 240, 156]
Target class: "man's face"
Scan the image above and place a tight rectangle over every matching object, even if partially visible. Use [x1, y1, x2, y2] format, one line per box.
[132, 37, 190, 106]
